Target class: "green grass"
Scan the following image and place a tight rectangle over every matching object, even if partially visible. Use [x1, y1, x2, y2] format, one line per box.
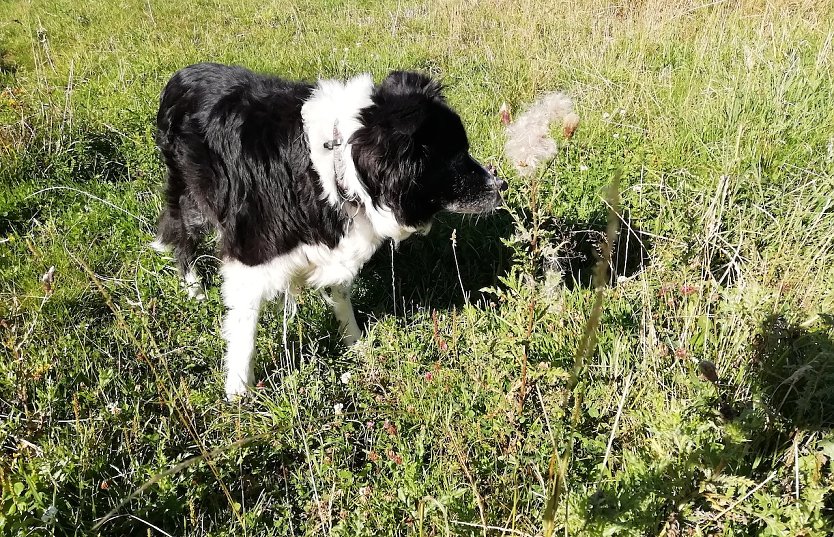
[2, 0, 834, 534]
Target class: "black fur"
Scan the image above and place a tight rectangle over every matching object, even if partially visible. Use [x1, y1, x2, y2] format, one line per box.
[155, 63, 504, 272]
[351, 71, 503, 225]
[156, 63, 346, 269]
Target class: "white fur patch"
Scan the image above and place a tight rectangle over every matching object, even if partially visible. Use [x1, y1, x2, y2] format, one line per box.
[222, 210, 385, 300]
[301, 74, 418, 243]
[321, 285, 362, 344]
[220, 261, 269, 400]
[184, 270, 206, 301]
[150, 238, 171, 253]
[302, 74, 374, 207]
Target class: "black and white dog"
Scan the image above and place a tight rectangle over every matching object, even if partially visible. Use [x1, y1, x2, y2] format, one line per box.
[152, 63, 505, 399]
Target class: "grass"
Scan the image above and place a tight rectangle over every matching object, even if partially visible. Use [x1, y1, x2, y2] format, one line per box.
[2, 0, 834, 534]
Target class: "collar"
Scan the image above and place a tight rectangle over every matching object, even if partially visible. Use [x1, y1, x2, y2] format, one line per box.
[322, 119, 358, 208]
[301, 74, 373, 209]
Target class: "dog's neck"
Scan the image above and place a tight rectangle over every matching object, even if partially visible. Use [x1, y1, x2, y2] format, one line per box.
[301, 75, 417, 243]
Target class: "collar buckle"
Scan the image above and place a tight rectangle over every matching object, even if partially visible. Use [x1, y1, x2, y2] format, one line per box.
[324, 120, 358, 209]
[323, 121, 343, 150]
[323, 137, 342, 150]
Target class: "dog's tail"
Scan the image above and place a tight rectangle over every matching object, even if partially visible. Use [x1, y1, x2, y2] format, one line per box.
[504, 92, 579, 177]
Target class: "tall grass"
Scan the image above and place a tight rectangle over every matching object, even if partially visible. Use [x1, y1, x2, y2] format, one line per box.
[1, 0, 833, 535]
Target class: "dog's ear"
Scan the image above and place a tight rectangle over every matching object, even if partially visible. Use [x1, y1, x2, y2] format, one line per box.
[379, 71, 444, 101]
[371, 71, 445, 136]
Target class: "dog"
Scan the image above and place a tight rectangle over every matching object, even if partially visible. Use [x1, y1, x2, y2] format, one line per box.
[151, 63, 506, 400]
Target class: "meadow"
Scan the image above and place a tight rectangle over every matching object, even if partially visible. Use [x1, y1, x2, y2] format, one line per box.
[1, 0, 834, 534]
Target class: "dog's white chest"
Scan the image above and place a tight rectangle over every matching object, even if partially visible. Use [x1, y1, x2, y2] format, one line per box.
[293, 211, 384, 290]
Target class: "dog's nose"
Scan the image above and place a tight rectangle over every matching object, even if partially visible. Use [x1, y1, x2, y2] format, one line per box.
[484, 163, 507, 191]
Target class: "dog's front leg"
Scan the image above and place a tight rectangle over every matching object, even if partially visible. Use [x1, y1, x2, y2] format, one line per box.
[222, 304, 261, 400]
[221, 262, 266, 400]
[324, 284, 362, 345]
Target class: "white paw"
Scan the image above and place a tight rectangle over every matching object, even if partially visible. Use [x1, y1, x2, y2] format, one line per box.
[343, 334, 358, 346]
[187, 284, 207, 302]
[224, 374, 250, 402]
[149, 239, 172, 253]
[342, 326, 361, 346]
[184, 270, 206, 301]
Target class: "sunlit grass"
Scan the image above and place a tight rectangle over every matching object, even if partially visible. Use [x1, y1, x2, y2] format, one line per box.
[1, 0, 833, 535]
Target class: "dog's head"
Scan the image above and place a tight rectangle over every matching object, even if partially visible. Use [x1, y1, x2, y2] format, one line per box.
[350, 71, 506, 228]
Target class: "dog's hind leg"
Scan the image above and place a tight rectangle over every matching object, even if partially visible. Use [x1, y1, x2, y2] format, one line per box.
[178, 195, 209, 300]
[155, 186, 208, 300]
[220, 260, 269, 400]
[322, 284, 362, 345]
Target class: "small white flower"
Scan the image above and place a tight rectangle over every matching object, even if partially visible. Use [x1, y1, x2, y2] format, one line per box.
[42, 505, 57, 524]
[340, 371, 352, 384]
[106, 402, 120, 415]
[602, 112, 610, 120]
[334, 403, 344, 415]
[579, 165, 589, 172]
[613, 133, 620, 139]
[619, 108, 627, 116]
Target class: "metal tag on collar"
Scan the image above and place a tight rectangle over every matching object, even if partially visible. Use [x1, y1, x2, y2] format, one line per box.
[323, 120, 343, 150]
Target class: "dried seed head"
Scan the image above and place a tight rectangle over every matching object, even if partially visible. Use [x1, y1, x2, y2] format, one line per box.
[505, 92, 574, 175]
[499, 102, 512, 126]
[41, 266, 56, 295]
[563, 112, 580, 138]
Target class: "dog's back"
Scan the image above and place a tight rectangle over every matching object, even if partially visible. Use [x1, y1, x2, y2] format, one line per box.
[154, 63, 345, 272]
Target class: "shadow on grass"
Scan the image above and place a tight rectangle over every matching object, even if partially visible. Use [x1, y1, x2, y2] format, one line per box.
[582, 460, 705, 535]
[354, 209, 653, 320]
[8, 127, 135, 185]
[356, 210, 516, 316]
[66, 129, 134, 184]
[64, 439, 306, 535]
[0, 48, 18, 85]
[579, 314, 834, 533]
[753, 314, 834, 430]
[579, 407, 776, 534]
[546, 212, 653, 290]
[1, 127, 139, 237]
[0, 54, 18, 76]
[0, 199, 42, 236]
[94, 444, 307, 536]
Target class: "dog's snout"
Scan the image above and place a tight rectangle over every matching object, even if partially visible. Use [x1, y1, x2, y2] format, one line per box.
[482, 162, 507, 191]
